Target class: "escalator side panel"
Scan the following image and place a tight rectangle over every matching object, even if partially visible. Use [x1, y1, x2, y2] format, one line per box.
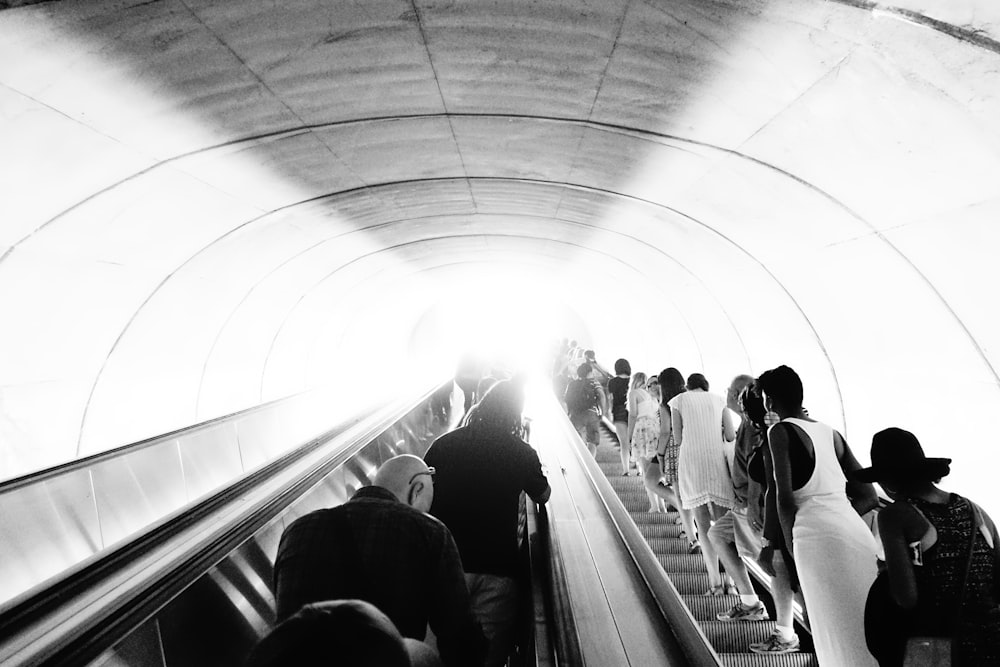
[84, 400, 446, 666]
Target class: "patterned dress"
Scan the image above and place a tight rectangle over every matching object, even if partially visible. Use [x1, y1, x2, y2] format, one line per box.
[630, 388, 659, 460]
[907, 494, 1000, 665]
[667, 389, 735, 510]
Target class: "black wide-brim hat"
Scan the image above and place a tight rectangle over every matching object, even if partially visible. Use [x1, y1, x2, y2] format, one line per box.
[852, 427, 951, 484]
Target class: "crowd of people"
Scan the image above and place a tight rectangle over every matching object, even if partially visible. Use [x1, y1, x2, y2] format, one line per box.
[246, 341, 1000, 666]
[555, 341, 1000, 666]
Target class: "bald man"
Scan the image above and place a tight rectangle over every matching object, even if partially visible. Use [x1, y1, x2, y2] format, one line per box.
[273, 455, 486, 667]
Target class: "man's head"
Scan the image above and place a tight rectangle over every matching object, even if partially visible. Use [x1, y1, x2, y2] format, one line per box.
[584, 349, 596, 361]
[246, 600, 411, 667]
[374, 454, 435, 513]
[756, 365, 803, 416]
[576, 362, 592, 379]
[727, 374, 755, 413]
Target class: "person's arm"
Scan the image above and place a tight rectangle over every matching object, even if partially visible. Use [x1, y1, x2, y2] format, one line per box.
[722, 403, 735, 442]
[523, 444, 551, 504]
[768, 423, 798, 555]
[597, 385, 608, 417]
[627, 390, 639, 443]
[670, 403, 683, 449]
[429, 528, 488, 666]
[833, 430, 880, 516]
[878, 502, 920, 610]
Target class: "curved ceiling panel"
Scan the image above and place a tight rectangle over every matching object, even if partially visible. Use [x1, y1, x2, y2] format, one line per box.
[1, 0, 998, 513]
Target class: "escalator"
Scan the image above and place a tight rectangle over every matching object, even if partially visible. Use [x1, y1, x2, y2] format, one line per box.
[2, 378, 825, 667]
[595, 422, 818, 667]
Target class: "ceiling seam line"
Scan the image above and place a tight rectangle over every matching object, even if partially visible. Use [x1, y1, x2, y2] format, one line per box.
[173, 0, 372, 189]
[555, 0, 632, 219]
[407, 0, 477, 213]
[0, 111, 950, 263]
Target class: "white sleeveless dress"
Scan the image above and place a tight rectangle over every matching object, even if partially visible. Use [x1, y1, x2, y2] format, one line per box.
[783, 418, 879, 667]
[668, 390, 735, 510]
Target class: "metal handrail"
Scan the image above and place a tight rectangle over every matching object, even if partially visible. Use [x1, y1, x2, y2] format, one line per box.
[0, 384, 447, 667]
[0, 391, 306, 492]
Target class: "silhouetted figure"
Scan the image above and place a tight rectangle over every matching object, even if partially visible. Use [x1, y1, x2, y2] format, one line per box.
[246, 599, 441, 667]
[858, 427, 1000, 666]
[607, 358, 632, 474]
[425, 381, 551, 667]
[759, 365, 879, 667]
[564, 362, 607, 456]
[273, 455, 486, 667]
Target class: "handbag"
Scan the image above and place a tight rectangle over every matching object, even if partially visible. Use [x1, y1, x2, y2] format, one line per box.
[901, 498, 979, 667]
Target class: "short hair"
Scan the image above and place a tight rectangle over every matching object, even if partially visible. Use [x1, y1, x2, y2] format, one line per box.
[246, 600, 410, 667]
[576, 362, 592, 379]
[584, 349, 596, 360]
[614, 358, 631, 375]
[686, 373, 709, 391]
[756, 365, 803, 409]
[658, 367, 686, 404]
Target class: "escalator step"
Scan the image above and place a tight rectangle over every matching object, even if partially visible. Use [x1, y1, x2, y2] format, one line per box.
[718, 653, 818, 667]
[636, 523, 684, 540]
[702, 621, 778, 652]
[641, 536, 691, 554]
[665, 572, 712, 594]
[656, 553, 711, 572]
[683, 595, 748, 621]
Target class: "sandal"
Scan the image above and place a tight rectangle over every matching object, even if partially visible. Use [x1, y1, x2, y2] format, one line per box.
[688, 540, 702, 554]
[677, 530, 687, 540]
[704, 585, 725, 596]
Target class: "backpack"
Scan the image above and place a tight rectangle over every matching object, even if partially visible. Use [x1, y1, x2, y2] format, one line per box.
[566, 378, 599, 414]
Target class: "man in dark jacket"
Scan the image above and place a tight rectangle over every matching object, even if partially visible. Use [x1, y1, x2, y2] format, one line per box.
[273, 454, 487, 667]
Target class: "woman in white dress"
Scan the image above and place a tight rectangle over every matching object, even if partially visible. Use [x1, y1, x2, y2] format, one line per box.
[668, 373, 736, 594]
[758, 365, 880, 667]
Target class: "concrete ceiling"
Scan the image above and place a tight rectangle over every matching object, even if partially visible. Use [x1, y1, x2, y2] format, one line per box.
[1, 0, 999, 504]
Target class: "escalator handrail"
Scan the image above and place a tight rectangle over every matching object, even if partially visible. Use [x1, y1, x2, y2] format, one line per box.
[0, 390, 310, 493]
[591, 417, 725, 666]
[0, 384, 447, 667]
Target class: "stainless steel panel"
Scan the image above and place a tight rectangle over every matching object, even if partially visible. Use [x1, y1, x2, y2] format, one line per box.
[178, 423, 241, 502]
[234, 410, 285, 472]
[92, 440, 186, 548]
[0, 469, 101, 603]
[90, 618, 165, 667]
[158, 570, 261, 667]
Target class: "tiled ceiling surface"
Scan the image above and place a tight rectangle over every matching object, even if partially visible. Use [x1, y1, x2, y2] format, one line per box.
[1, 1, 999, 495]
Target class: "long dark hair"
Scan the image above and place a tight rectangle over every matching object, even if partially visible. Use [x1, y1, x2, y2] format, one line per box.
[658, 367, 686, 406]
[464, 380, 525, 439]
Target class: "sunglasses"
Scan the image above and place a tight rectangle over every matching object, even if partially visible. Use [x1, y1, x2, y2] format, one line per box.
[408, 467, 436, 485]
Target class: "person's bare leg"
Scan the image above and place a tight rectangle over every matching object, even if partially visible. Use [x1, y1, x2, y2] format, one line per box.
[771, 554, 797, 634]
[615, 422, 630, 474]
[639, 457, 661, 511]
[692, 504, 722, 589]
[714, 536, 753, 594]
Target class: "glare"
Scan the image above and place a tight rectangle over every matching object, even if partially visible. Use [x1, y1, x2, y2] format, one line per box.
[0, 16, 392, 472]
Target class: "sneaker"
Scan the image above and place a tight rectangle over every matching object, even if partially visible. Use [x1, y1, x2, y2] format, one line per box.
[716, 601, 769, 622]
[749, 631, 800, 655]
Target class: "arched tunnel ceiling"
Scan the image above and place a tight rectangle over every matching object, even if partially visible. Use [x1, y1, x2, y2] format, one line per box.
[1, 0, 999, 509]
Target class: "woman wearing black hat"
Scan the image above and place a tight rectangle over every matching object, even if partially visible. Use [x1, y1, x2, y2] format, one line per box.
[859, 427, 1000, 666]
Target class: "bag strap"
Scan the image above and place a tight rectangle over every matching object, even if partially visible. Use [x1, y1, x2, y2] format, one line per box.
[956, 496, 979, 612]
